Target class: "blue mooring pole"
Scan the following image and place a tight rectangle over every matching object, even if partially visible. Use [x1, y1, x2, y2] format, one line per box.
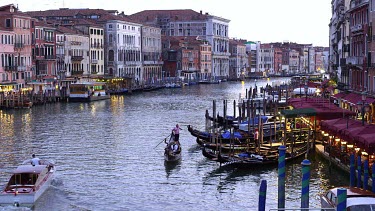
[337, 188, 347, 211]
[357, 155, 362, 188]
[258, 180, 267, 211]
[301, 159, 311, 209]
[372, 164, 375, 193]
[364, 160, 369, 190]
[278, 145, 286, 209]
[350, 154, 355, 187]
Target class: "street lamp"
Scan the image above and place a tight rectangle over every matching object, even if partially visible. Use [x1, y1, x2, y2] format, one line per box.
[357, 92, 370, 126]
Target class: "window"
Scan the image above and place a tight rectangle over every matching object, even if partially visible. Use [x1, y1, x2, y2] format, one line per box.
[90, 29, 93, 34]
[5, 19, 11, 28]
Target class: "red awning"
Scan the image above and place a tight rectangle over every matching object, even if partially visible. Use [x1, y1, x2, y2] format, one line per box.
[332, 92, 347, 99]
[342, 93, 363, 106]
[289, 98, 356, 120]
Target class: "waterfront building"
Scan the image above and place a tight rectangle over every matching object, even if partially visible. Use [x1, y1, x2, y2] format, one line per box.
[228, 39, 247, 80]
[162, 36, 200, 82]
[55, 26, 90, 80]
[289, 49, 300, 74]
[244, 41, 259, 74]
[198, 39, 212, 80]
[346, 0, 368, 92]
[274, 47, 283, 75]
[25, 8, 145, 86]
[369, 0, 375, 95]
[0, 4, 33, 91]
[128, 9, 230, 80]
[329, 0, 351, 89]
[33, 21, 57, 87]
[259, 43, 274, 75]
[0, 28, 16, 92]
[104, 19, 142, 84]
[140, 25, 163, 85]
[72, 19, 105, 77]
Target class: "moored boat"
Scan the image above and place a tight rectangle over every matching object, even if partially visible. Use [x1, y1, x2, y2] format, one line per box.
[320, 187, 375, 210]
[69, 82, 110, 102]
[212, 142, 309, 168]
[0, 159, 55, 207]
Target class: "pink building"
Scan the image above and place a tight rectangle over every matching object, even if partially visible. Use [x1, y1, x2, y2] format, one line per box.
[0, 4, 33, 91]
[32, 21, 57, 83]
[0, 28, 16, 92]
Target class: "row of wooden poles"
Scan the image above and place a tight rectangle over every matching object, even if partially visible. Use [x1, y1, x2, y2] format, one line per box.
[0, 91, 67, 109]
[257, 146, 348, 210]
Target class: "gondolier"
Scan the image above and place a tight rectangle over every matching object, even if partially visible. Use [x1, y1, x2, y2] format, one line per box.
[172, 124, 182, 143]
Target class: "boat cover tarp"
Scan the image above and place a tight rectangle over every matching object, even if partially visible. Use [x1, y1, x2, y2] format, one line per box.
[240, 116, 269, 125]
[221, 131, 242, 139]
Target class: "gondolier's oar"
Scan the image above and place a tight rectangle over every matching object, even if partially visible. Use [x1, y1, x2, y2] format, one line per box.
[154, 134, 171, 149]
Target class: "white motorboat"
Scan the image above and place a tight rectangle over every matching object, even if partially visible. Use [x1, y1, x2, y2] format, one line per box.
[321, 186, 375, 210]
[0, 160, 55, 207]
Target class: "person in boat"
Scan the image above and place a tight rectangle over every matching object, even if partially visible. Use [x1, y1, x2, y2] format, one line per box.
[172, 124, 182, 144]
[31, 154, 40, 166]
[171, 142, 180, 153]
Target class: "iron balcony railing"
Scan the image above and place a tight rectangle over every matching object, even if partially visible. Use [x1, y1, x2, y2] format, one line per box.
[4, 66, 17, 72]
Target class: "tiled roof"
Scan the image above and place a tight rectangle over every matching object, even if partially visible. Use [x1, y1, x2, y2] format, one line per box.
[25, 8, 141, 25]
[128, 9, 207, 23]
[55, 25, 85, 35]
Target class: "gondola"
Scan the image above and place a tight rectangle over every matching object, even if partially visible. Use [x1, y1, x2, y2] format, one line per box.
[164, 134, 182, 162]
[187, 125, 254, 145]
[215, 142, 310, 168]
[205, 112, 237, 126]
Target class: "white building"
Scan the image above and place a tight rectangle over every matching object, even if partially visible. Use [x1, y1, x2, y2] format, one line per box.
[56, 26, 90, 79]
[141, 25, 163, 84]
[105, 20, 143, 83]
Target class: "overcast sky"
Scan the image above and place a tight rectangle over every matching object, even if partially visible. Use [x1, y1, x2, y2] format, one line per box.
[4, 0, 331, 47]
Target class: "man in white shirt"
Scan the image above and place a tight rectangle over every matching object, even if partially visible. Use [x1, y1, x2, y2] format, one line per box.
[31, 154, 40, 166]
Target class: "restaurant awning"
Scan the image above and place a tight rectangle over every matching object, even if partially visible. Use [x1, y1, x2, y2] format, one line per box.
[288, 98, 356, 120]
[332, 92, 347, 99]
[280, 108, 316, 118]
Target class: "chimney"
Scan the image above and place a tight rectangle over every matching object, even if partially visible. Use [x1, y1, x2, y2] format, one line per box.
[205, 12, 209, 15]
[200, 10, 202, 14]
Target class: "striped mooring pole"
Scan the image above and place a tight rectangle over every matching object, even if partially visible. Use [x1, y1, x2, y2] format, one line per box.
[278, 145, 286, 209]
[364, 160, 369, 190]
[258, 180, 267, 211]
[301, 159, 311, 209]
[337, 188, 347, 211]
[357, 155, 362, 188]
[350, 154, 355, 187]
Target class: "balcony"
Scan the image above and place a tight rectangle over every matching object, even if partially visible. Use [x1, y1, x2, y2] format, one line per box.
[91, 59, 98, 64]
[91, 43, 103, 49]
[14, 42, 24, 49]
[44, 36, 54, 43]
[17, 66, 26, 71]
[351, 24, 364, 33]
[347, 56, 364, 66]
[108, 61, 114, 66]
[71, 56, 84, 61]
[71, 70, 84, 75]
[44, 55, 56, 60]
[4, 66, 17, 72]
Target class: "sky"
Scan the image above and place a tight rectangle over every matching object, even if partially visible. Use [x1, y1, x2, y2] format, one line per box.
[2, 0, 331, 47]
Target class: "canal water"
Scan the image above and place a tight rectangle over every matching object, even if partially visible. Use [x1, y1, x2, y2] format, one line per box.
[0, 78, 349, 211]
